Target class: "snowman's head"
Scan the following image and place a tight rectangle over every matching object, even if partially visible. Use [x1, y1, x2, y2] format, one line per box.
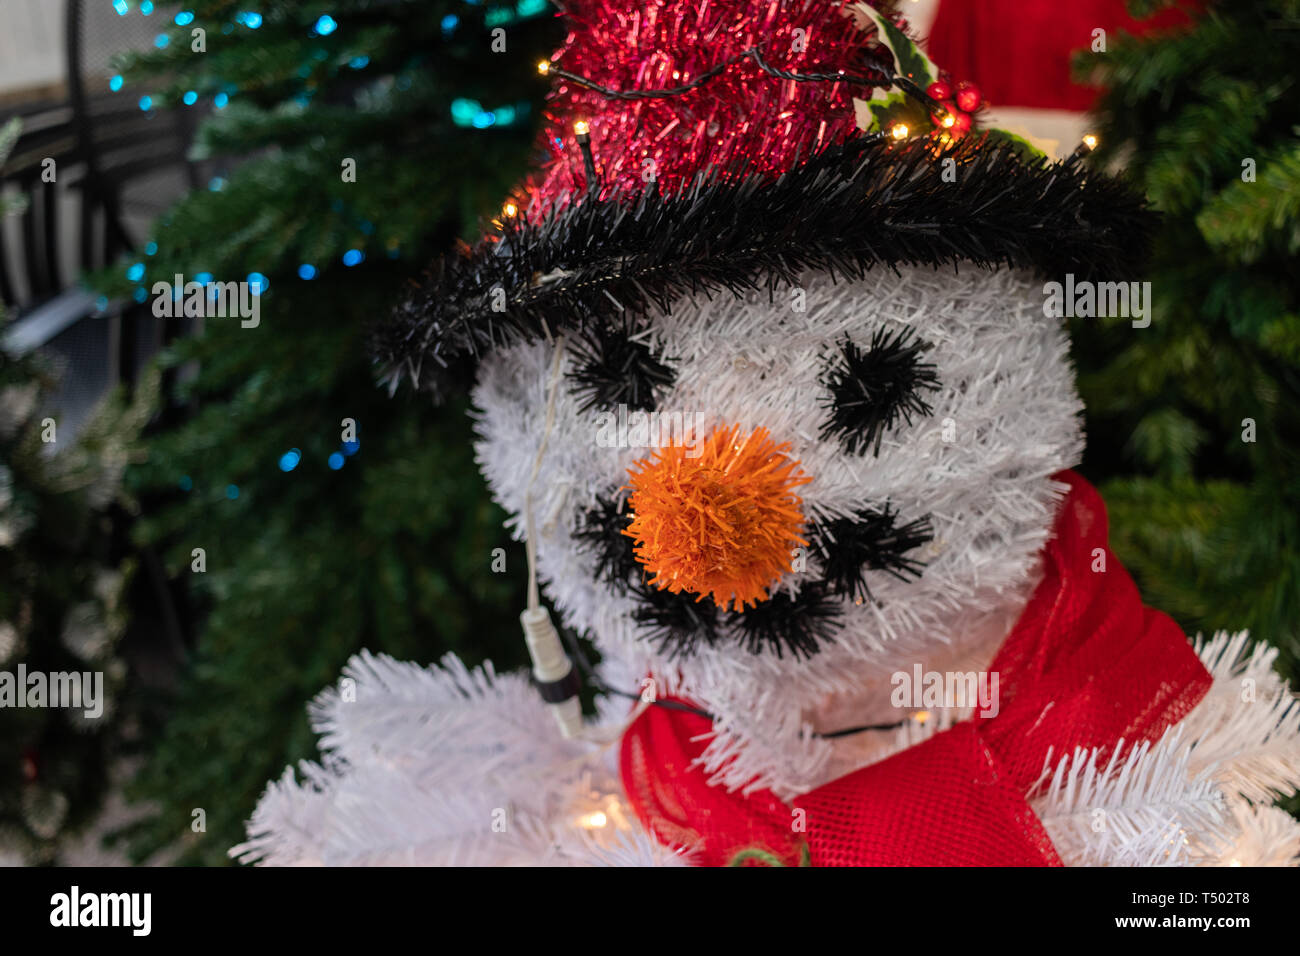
[374, 4, 1152, 793]
[465, 258, 1081, 791]
[473, 261, 1083, 662]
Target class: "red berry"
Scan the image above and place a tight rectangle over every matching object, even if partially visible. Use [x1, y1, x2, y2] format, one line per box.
[926, 80, 952, 101]
[955, 81, 982, 113]
[949, 112, 972, 135]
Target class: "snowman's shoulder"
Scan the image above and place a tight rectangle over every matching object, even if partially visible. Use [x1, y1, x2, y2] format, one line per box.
[233, 650, 680, 866]
[1033, 631, 1300, 867]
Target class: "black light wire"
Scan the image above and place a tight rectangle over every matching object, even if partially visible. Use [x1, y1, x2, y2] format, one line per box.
[542, 45, 947, 116]
[556, 618, 910, 738]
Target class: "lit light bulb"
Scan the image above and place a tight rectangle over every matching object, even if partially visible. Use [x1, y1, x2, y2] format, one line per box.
[503, 201, 518, 218]
[537, 61, 550, 75]
[890, 123, 909, 141]
[941, 113, 955, 129]
[577, 811, 608, 829]
[914, 710, 930, 724]
[574, 119, 590, 136]
[1082, 133, 1098, 150]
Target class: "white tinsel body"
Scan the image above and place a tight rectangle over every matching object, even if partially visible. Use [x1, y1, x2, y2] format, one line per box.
[236, 266, 1300, 866]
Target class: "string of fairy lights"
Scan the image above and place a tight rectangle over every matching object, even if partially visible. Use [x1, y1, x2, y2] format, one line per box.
[103, 2, 552, 492]
[519, 49, 1099, 212]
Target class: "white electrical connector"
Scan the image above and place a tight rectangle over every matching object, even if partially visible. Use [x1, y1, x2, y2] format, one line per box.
[520, 605, 584, 738]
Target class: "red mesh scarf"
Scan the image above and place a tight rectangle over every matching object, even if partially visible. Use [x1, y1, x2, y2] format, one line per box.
[619, 472, 1213, 866]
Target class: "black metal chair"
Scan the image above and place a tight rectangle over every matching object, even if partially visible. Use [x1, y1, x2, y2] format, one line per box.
[1, 0, 202, 416]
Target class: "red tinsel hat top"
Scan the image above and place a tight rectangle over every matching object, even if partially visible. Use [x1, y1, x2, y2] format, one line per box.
[528, 0, 891, 213]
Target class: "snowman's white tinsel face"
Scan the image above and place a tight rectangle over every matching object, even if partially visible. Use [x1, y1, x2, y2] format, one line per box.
[472, 264, 1083, 792]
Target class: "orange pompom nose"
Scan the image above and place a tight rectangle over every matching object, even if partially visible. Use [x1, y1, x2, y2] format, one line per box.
[623, 424, 811, 611]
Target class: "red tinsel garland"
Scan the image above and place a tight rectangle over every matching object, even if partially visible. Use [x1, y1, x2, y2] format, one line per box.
[526, 0, 889, 213]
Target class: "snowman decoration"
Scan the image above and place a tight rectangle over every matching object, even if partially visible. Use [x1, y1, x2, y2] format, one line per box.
[236, 0, 1300, 866]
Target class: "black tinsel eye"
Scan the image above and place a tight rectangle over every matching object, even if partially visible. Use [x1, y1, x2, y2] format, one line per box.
[727, 583, 842, 659]
[810, 506, 935, 604]
[566, 321, 676, 413]
[819, 328, 941, 456]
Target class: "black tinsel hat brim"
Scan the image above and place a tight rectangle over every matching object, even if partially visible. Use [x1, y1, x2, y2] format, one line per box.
[375, 133, 1154, 399]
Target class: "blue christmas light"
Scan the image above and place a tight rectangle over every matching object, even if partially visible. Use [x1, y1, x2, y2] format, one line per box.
[138, 95, 153, 111]
[342, 439, 360, 457]
[225, 484, 240, 500]
[179, 475, 193, 491]
[95, 295, 109, 312]
[314, 14, 338, 36]
[145, 241, 158, 255]
[278, 449, 302, 472]
[327, 452, 344, 470]
[140, 1, 154, 14]
[214, 92, 229, 108]
[247, 272, 268, 294]
[114, 0, 129, 15]
[342, 249, 364, 267]
[441, 14, 459, 33]
[517, 0, 548, 15]
[348, 56, 369, 69]
[195, 271, 214, 284]
[450, 98, 482, 125]
[182, 90, 198, 105]
[495, 104, 517, 125]
[175, 11, 194, 26]
[471, 111, 496, 129]
[208, 177, 227, 191]
[133, 287, 148, 303]
[126, 262, 145, 281]
[242, 12, 263, 29]
[109, 74, 124, 92]
[297, 263, 317, 280]
[154, 33, 169, 48]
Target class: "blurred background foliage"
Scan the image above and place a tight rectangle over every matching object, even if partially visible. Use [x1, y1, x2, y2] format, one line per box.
[89, 0, 558, 864]
[1071, 0, 1300, 747]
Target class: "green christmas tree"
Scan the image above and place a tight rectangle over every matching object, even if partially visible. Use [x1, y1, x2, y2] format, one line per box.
[2, 117, 153, 863]
[93, 1, 557, 864]
[1071, 1, 1299, 702]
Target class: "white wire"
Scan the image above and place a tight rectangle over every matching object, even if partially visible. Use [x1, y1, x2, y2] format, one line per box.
[523, 337, 566, 612]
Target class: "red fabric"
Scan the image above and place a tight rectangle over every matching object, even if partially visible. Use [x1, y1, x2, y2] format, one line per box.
[926, 0, 1195, 111]
[619, 471, 1213, 866]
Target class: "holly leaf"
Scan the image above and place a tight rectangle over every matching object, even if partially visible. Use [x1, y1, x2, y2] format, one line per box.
[854, 90, 921, 134]
[855, 3, 939, 86]
[980, 128, 1050, 164]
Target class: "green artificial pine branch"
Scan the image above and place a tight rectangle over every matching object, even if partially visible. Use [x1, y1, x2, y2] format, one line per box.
[87, 0, 560, 864]
[1071, 0, 1300, 799]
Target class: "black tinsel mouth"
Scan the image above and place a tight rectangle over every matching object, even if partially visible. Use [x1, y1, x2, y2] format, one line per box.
[573, 492, 933, 659]
[373, 132, 1154, 402]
